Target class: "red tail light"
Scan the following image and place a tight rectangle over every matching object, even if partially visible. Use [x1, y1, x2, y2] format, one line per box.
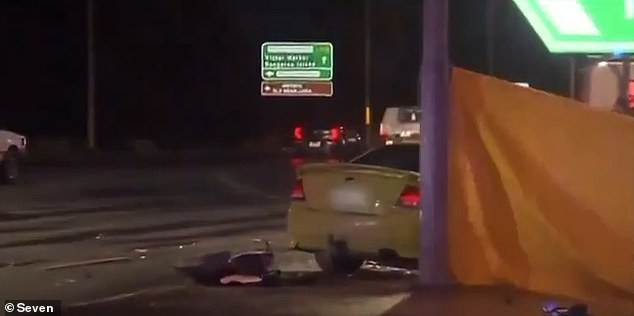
[291, 179, 305, 200]
[330, 126, 342, 142]
[293, 126, 303, 141]
[396, 185, 420, 208]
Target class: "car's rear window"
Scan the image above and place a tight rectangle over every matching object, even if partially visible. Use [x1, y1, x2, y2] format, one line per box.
[397, 107, 421, 123]
[351, 144, 419, 172]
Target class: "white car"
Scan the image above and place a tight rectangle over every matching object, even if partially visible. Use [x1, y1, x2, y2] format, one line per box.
[379, 106, 421, 145]
[0, 130, 27, 184]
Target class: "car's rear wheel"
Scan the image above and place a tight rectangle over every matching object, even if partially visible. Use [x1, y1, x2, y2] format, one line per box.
[0, 150, 18, 185]
[313, 251, 364, 275]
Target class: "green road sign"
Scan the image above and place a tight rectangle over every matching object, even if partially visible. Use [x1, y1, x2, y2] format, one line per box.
[261, 42, 333, 80]
[512, 0, 634, 53]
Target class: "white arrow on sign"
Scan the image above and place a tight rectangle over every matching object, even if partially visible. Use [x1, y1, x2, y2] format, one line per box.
[265, 71, 275, 77]
[321, 56, 327, 65]
[626, 0, 634, 19]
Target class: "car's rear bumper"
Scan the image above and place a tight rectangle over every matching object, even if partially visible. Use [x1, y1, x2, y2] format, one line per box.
[286, 203, 420, 259]
[384, 135, 420, 146]
[0, 147, 27, 161]
[289, 241, 418, 270]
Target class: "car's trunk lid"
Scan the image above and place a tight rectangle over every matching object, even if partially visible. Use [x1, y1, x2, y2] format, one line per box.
[297, 163, 418, 214]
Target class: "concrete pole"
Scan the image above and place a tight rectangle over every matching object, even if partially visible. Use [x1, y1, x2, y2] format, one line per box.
[364, 0, 372, 148]
[419, 0, 451, 285]
[87, 0, 96, 150]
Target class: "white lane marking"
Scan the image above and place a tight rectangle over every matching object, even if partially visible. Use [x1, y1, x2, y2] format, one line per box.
[41, 257, 131, 271]
[67, 285, 187, 308]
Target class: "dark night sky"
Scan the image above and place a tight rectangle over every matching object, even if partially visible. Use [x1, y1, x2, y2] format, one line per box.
[0, 0, 574, 148]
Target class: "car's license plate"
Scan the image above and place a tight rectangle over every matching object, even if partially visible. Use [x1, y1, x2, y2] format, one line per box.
[308, 141, 321, 148]
[329, 185, 374, 214]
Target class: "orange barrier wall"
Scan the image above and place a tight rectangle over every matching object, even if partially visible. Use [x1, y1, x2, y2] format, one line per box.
[448, 68, 634, 305]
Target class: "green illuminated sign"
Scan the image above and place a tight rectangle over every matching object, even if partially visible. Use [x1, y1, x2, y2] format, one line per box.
[261, 42, 333, 80]
[512, 0, 634, 53]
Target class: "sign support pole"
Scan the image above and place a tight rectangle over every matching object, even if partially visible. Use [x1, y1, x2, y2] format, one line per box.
[569, 56, 576, 99]
[87, 0, 96, 150]
[619, 55, 631, 111]
[486, 0, 496, 76]
[364, 0, 372, 148]
[418, 0, 451, 285]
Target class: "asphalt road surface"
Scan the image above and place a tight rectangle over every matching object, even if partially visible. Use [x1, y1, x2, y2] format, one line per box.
[0, 154, 416, 316]
[1, 155, 631, 316]
[0, 156, 291, 298]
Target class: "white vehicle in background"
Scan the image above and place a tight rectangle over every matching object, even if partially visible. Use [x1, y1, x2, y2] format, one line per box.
[0, 129, 27, 184]
[379, 106, 421, 145]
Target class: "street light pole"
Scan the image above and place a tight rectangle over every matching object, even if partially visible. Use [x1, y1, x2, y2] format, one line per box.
[419, 0, 451, 285]
[87, 0, 96, 150]
[364, 0, 372, 148]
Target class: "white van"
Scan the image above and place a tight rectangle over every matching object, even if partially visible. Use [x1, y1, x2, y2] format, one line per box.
[379, 106, 421, 145]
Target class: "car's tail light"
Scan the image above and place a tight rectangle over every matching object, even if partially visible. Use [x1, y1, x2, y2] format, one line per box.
[396, 185, 420, 208]
[330, 126, 342, 142]
[293, 126, 303, 141]
[291, 178, 305, 200]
